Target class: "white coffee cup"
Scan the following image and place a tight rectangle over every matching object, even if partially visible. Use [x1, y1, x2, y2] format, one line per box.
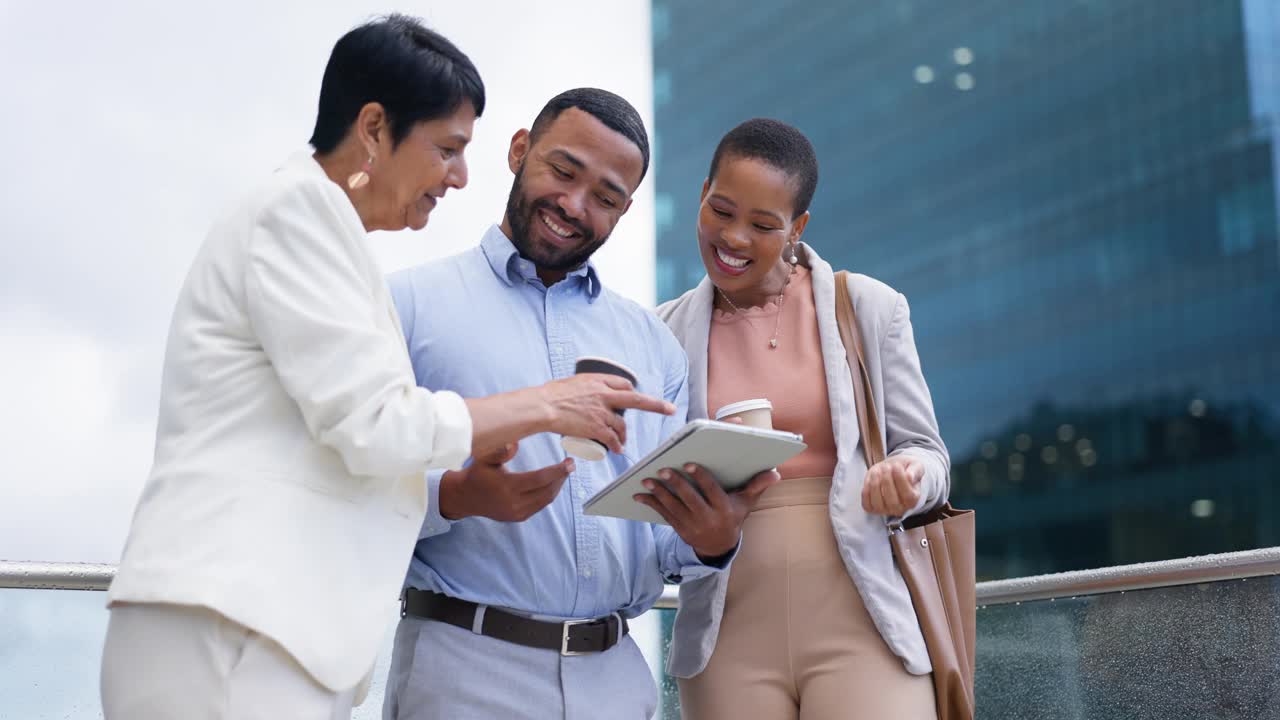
[560, 355, 639, 461]
[714, 399, 774, 430]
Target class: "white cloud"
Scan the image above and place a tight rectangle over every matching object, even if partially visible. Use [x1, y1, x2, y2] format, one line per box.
[0, 307, 154, 562]
[0, 0, 654, 563]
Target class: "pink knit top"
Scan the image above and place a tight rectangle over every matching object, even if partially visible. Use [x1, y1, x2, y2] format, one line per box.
[707, 266, 838, 480]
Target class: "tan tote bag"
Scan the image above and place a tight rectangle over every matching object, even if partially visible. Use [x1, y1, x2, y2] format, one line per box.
[834, 271, 976, 720]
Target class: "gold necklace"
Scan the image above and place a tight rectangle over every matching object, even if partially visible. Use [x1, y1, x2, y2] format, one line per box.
[717, 264, 795, 349]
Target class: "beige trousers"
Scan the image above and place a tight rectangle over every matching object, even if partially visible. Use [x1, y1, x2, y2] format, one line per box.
[101, 602, 356, 720]
[679, 477, 937, 720]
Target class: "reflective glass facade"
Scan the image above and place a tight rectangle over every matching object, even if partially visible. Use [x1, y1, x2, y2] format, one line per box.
[653, 0, 1280, 579]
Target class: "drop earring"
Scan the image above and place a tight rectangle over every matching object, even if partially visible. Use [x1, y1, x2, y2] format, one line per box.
[347, 156, 373, 190]
[788, 242, 799, 265]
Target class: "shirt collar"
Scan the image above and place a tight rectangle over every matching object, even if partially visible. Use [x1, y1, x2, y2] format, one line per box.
[480, 224, 602, 301]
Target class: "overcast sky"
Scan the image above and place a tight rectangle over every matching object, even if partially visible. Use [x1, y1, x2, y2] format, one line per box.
[0, 1, 656, 564]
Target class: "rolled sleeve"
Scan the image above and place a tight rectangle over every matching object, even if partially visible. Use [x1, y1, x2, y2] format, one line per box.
[420, 469, 458, 539]
[426, 390, 473, 472]
[880, 293, 951, 517]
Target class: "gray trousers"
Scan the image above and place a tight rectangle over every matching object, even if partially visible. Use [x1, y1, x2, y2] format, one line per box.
[382, 614, 658, 720]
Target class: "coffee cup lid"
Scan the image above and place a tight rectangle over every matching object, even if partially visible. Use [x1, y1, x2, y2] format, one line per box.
[575, 355, 638, 382]
[714, 398, 773, 420]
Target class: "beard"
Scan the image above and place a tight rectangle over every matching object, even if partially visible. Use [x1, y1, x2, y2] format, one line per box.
[505, 166, 609, 274]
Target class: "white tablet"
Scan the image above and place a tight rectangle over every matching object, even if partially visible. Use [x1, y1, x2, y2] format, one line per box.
[583, 419, 807, 525]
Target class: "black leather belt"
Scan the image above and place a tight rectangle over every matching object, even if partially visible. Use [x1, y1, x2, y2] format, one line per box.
[401, 588, 630, 656]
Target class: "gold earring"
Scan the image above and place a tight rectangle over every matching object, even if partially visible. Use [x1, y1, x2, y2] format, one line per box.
[347, 156, 373, 190]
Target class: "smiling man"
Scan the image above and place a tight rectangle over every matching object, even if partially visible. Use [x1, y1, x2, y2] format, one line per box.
[380, 89, 777, 720]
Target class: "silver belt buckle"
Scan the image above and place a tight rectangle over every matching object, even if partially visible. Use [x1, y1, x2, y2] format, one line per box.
[560, 618, 592, 656]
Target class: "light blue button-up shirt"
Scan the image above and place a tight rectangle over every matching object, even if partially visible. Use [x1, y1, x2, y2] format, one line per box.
[388, 224, 721, 621]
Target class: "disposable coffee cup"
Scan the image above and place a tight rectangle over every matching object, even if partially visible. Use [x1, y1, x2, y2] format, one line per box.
[560, 356, 638, 461]
[714, 399, 774, 430]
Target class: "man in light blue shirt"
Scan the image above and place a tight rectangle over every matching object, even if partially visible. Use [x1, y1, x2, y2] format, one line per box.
[381, 89, 777, 719]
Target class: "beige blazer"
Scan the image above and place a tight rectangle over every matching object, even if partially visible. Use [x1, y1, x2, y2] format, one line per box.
[656, 242, 949, 677]
[107, 151, 472, 693]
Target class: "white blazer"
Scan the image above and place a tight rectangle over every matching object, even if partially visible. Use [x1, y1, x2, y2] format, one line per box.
[656, 243, 949, 677]
[107, 151, 472, 693]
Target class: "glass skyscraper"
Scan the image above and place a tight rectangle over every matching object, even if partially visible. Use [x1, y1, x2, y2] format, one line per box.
[652, 0, 1280, 580]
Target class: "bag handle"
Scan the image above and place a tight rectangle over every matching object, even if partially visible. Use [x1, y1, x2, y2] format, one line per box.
[834, 271, 885, 468]
[837, 272, 914, 535]
[837, 271, 956, 534]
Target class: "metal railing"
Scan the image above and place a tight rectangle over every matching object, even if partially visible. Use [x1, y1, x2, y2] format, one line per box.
[0, 560, 115, 591]
[6, 546, 1280, 605]
[974, 546, 1280, 605]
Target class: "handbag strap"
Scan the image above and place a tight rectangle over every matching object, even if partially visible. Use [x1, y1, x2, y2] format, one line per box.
[834, 271, 885, 469]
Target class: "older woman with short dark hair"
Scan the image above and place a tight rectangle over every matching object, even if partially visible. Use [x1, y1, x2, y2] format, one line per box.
[99, 16, 672, 719]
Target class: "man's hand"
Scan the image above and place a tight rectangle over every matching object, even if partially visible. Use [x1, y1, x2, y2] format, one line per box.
[438, 441, 573, 522]
[537, 373, 676, 454]
[632, 464, 780, 559]
[861, 455, 924, 516]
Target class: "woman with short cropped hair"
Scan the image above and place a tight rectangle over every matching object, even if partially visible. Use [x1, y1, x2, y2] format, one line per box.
[659, 118, 949, 719]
